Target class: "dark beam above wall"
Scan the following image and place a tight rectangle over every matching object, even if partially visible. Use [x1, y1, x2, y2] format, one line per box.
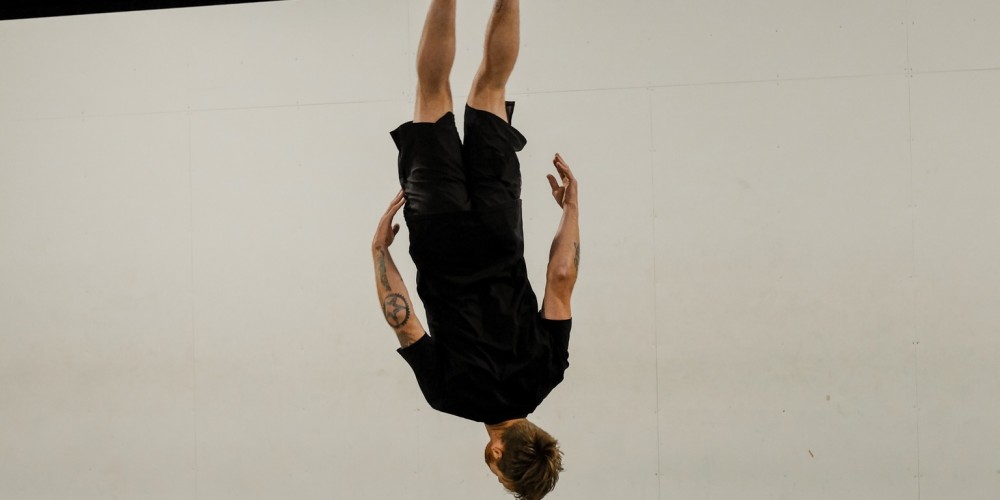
[0, 1, 284, 21]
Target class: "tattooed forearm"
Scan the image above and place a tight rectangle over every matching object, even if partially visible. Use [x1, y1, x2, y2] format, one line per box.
[573, 242, 580, 271]
[382, 293, 411, 329]
[376, 249, 392, 291]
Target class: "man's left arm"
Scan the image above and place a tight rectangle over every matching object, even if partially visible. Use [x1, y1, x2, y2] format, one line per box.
[372, 190, 426, 349]
[541, 154, 579, 320]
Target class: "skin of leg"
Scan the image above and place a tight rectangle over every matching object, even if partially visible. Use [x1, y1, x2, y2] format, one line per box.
[414, 0, 457, 123]
[468, 0, 520, 122]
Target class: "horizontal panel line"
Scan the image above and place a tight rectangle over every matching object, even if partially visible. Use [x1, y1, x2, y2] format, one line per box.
[2, 66, 998, 122]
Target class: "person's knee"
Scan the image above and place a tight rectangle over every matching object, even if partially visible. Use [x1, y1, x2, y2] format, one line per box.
[415, 85, 453, 123]
[472, 63, 510, 93]
[467, 81, 506, 122]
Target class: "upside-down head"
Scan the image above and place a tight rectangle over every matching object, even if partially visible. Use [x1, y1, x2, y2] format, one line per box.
[486, 420, 563, 500]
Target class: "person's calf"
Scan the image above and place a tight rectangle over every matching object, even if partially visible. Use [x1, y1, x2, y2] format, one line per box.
[414, 0, 456, 122]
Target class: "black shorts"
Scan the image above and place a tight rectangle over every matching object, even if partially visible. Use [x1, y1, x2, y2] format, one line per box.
[390, 102, 527, 216]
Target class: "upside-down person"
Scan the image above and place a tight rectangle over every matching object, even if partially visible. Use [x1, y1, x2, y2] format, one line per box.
[371, 1, 580, 499]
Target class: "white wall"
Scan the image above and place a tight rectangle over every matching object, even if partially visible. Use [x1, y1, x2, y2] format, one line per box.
[2, 1, 999, 499]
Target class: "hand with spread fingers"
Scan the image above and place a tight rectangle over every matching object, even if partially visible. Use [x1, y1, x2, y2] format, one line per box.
[546, 153, 578, 210]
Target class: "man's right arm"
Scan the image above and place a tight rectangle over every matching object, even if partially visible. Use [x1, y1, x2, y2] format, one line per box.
[372, 191, 426, 348]
[541, 153, 579, 321]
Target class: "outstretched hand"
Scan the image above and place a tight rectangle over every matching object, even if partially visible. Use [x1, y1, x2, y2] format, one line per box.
[373, 190, 405, 250]
[546, 153, 578, 209]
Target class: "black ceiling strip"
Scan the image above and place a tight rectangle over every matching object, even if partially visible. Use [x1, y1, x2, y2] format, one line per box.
[1, 1, 285, 21]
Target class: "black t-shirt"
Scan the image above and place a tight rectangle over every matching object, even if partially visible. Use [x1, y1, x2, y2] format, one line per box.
[398, 200, 572, 424]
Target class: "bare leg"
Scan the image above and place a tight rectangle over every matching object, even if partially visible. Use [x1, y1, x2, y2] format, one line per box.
[414, 0, 457, 123]
[468, 0, 520, 122]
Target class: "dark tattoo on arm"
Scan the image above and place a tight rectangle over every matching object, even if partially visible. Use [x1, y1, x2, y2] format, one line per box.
[382, 293, 411, 329]
[573, 242, 580, 271]
[377, 250, 392, 291]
